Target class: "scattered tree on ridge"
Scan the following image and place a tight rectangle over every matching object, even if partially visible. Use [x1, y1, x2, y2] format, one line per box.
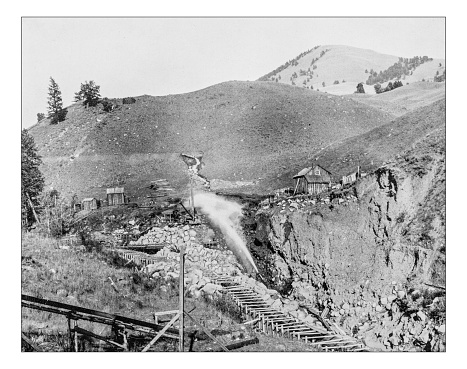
[22, 129, 44, 227]
[47, 77, 66, 124]
[37, 113, 45, 122]
[74, 80, 101, 108]
[356, 83, 365, 93]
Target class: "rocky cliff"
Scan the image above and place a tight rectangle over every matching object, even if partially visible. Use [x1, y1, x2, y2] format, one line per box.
[247, 126, 445, 350]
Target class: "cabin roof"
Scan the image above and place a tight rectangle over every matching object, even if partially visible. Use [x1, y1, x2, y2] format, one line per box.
[293, 164, 332, 179]
[82, 198, 96, 202]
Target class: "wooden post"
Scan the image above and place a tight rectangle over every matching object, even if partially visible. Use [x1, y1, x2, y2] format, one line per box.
[67, 315, 73, 352]
[179, 245, 185, 352]
[190, 176, 195, 221]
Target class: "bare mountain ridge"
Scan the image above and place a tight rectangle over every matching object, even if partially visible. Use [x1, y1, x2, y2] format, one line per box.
[29, 81, 395, 200]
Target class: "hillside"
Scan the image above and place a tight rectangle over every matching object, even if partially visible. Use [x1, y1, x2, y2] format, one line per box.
[29, 81, 394, 201]
[349, 81, 445, 117]
[258, 45, 445, 95]
[269, 97, 445, 190]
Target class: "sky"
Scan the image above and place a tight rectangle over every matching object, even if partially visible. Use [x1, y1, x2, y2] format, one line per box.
[22, 17, 445, 128]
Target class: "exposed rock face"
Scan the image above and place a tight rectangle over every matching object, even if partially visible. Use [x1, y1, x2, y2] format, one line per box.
[247, 142, 445, 351]
[252, 152, 445, 299]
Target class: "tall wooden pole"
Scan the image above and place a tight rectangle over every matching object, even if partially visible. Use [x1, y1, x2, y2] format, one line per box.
[179, 245, 185, 352]
[190, 175, 195, 221]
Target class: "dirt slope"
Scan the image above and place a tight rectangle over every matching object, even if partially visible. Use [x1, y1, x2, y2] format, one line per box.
[270, 97, 445, 190]
[29, 81, 393, 201]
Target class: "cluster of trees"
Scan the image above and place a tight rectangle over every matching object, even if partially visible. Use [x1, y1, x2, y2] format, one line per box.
[21, 129, 44, 227]
[22, 128, 80, 234]
[374, 80, 404, 94]
[39, 78, 119, 124]
[434, 69, 446, 82]
[365, 56, 434, 85]
[257, 45, 321, 81]
[355, 83, 365, 93]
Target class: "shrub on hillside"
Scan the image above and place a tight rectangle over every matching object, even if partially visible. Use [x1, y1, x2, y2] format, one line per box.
[37, 113, 45, 122]
[101, 98, 117, 112]
[434, 70, 446, 82]
[333, 80, 340, 85]
[355, 83, 365, 94]
[123, 97, 136, 104]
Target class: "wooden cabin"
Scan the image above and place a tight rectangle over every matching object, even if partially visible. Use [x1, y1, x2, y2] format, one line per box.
[106, 187, 126, 206]
[293, 164, 332, 195]
[82, 198, 98, 211]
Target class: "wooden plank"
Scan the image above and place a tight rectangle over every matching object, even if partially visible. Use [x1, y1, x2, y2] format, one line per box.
[209, 337, 259, 352]
[142, 313, 180, 352]
[153, 310, 179, 317]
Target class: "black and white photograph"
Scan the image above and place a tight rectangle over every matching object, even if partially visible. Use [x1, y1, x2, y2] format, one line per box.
[14, 10, 455, 361]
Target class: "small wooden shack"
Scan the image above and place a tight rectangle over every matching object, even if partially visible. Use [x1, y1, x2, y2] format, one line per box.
[341, 167, 361, 186]
[82, 198, 98, 211]
[293, 164, 332, 195]
[107, 187, 126, 206]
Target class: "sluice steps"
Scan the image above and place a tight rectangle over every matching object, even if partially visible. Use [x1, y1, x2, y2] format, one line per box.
[115, 249, 366, 351]
[206, 272, 366, 352]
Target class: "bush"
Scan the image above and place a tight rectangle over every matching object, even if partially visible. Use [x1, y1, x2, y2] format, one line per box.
[123, 97, 136, 105]
[333, 80, 340, 85]
[101, 98, 117, 112]
[37, 113, 45, 122]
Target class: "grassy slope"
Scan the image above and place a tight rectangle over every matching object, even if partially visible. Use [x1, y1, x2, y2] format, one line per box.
[21, 232, 320, 352]
[261, 45, 445, 96]
[269, 97, 445, 189]
[265, 45, 399, 91]
[349, 81, 445, 117]
[29, 81, 393, 200]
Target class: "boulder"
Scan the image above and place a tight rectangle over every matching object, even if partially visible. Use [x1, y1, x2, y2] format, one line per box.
[201, 283, 222, 295]
[271, 299, 283, 309]
[282, 300, 299, 313]
[417, 310, 427, 322]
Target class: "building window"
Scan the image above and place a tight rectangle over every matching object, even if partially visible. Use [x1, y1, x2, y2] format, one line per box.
[315, 168, 320, 175]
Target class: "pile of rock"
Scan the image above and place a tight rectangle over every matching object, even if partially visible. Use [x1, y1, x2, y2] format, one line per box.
[131, 225, 198, 249]
[287, 278, 445, 351]
[262, 194, 359, 216]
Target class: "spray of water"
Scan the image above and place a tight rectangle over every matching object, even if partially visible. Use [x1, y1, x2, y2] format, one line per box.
[188, 192, 258, 273]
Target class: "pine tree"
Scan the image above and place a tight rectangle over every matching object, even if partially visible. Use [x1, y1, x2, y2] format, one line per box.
[75, 80, 101, 107]
[21, 129, 44, 227]
[47, 77, 65, 124]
